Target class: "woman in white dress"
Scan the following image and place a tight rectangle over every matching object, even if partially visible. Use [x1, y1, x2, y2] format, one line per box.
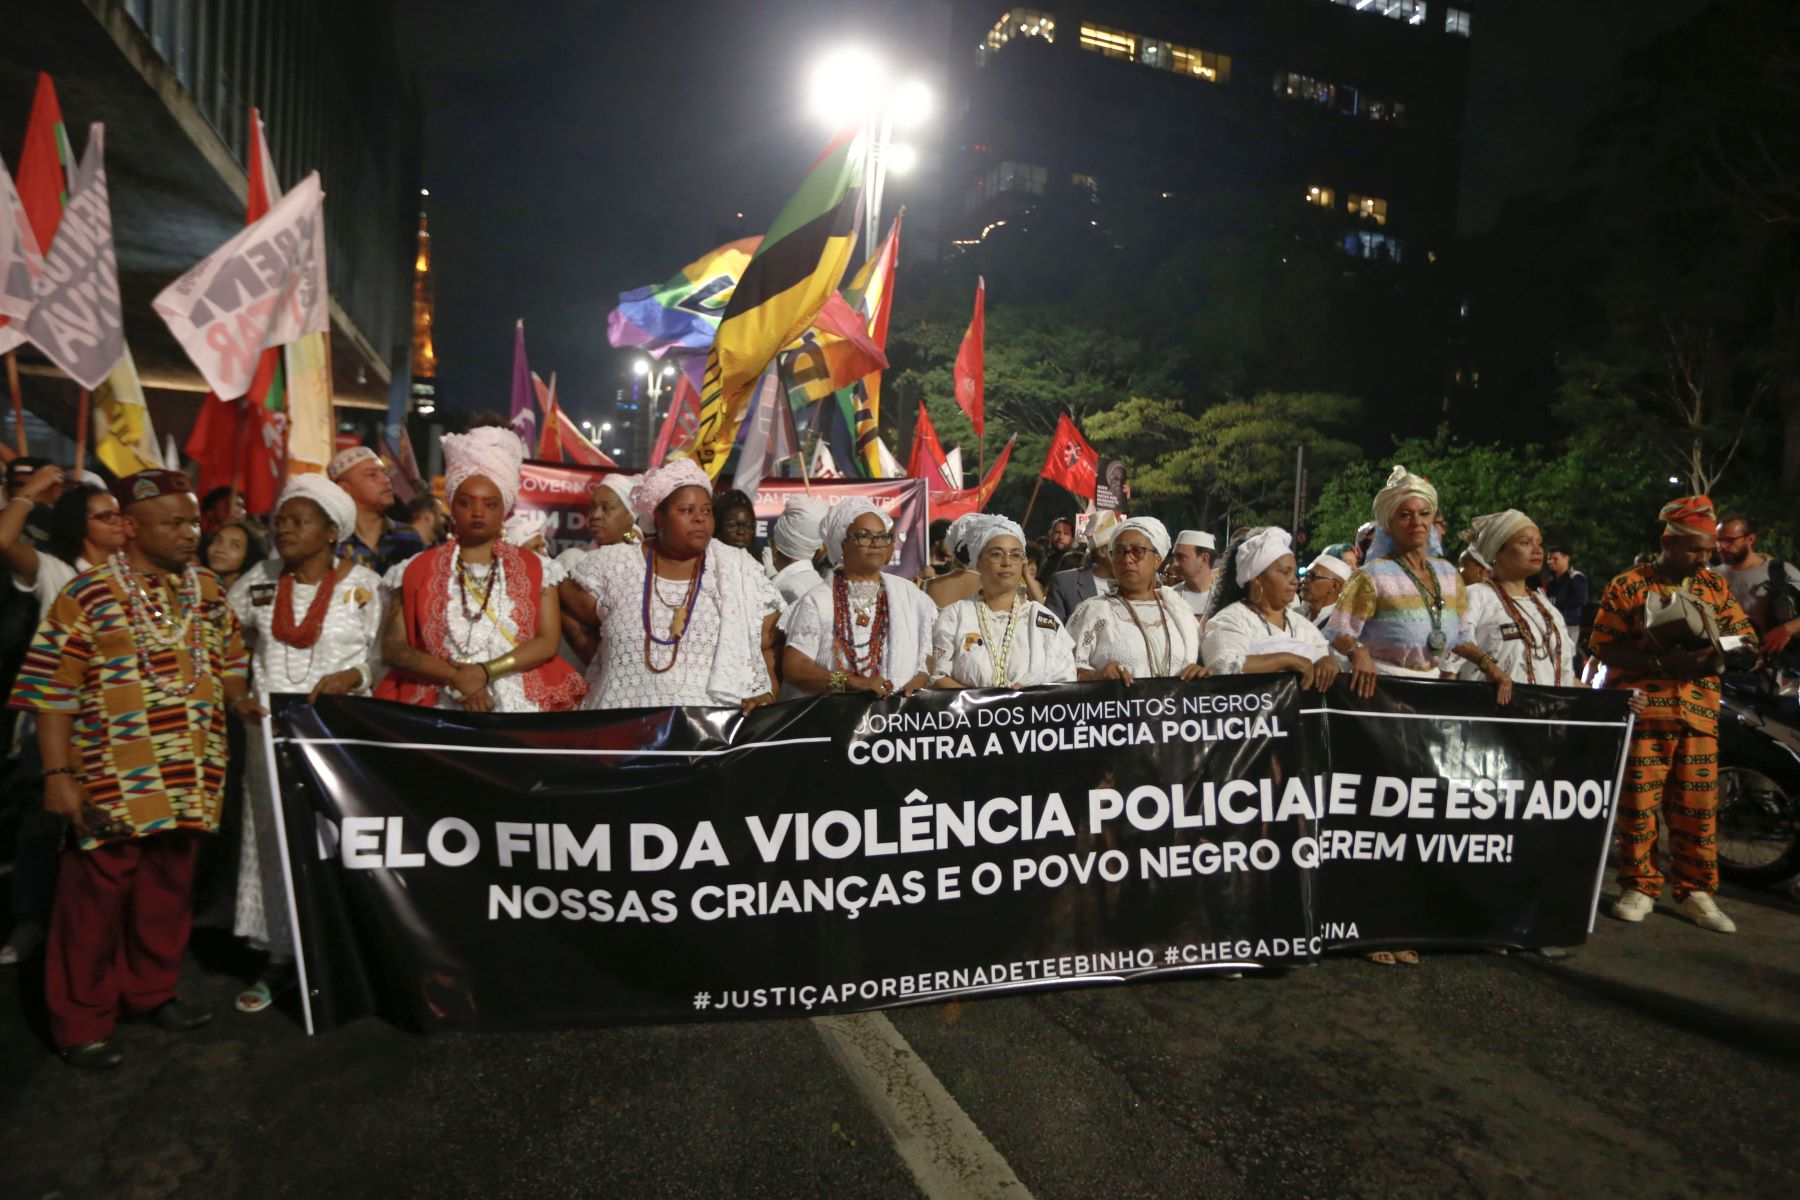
[931, 517, 1075, 689]
[228, 476, 384, 1013]
[378, 424, 586, 713]
[562, 460, 783, 711]
[1457, 509, 1576, 688]
[782, 498, 936, 698]
[765, 496, 830, 607]
[556, 472, 640, 666]
[1202, 527, 1340, 691]
[1066, 517, 1206, 684]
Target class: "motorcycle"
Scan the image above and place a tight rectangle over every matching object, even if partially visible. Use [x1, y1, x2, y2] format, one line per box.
[1716, 669, 1800, 886]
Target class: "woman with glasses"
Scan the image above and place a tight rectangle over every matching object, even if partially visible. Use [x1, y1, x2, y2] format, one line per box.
[930, 518, 1075, 689]
[1066, 517, 1206, 684]
[712, 489, 759, 554]
[780, 498, 934, 699]
[0, 468, 131, 621]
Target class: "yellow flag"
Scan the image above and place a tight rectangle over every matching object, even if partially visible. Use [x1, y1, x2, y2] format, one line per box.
[92, 346, 164, 477]
[285, 331, 334, 475]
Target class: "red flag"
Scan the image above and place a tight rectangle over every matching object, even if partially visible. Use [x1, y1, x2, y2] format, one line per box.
[931, 434, 1016, 522]
[651, 368, 702, 467]
[1040, 413, 1098, 499]
[184, 391, 239, 497]
[952, 276, 985, 437]
[907, 401, 949, 481]
[554, 408, 616, 467]
[1, 73, 71, 343]
[534, 371, 562, 461]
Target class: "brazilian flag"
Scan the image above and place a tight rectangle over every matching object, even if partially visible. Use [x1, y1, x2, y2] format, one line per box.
[691, 128, 867, 476]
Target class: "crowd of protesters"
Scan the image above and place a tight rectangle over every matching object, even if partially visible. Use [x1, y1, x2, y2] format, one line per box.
[0, 415, 1794, 1068]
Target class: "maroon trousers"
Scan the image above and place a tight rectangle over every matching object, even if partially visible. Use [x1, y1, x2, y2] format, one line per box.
[45, 832, 201, 1049]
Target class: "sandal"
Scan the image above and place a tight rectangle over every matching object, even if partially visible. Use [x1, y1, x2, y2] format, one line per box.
[235, 980, 274, 1014]
[1393, 949, 1421, 967]
[1364, 950, 1398, 966]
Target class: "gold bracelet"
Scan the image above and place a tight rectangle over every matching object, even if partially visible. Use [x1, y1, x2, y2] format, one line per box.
[828, 670, 848, 694]
[485, 652, 519, 681]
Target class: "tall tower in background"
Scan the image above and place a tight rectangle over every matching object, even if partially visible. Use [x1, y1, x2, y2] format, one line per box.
[410, 194, 438, 415]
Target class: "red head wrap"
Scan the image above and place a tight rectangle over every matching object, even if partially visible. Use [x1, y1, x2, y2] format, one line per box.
[1658, 495, 1717, 538]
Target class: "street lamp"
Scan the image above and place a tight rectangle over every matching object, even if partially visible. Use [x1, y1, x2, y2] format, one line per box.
[632, 358, 677, 466]
[809, 48, 929, 258]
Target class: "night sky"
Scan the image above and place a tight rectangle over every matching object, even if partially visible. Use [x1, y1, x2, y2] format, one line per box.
[402, 0, 1712, 426]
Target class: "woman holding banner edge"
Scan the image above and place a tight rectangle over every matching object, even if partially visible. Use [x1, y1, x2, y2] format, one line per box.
[1066, 517, 1206, 684]
[1201, 527, 1339, 690]
[781, 499, 935, 698]
[561, 460, 783, 712]
[930, 517, 1076, 689]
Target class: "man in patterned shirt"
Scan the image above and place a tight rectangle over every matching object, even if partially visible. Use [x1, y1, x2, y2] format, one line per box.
[329, 446, 423, 574]
[1589, 494, 1756, 934]
[9, 470, 254, 1068]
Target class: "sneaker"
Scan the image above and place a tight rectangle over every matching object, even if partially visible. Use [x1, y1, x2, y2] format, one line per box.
[1674, 892, 1736, 933]
[1610, 890, 1654, 922]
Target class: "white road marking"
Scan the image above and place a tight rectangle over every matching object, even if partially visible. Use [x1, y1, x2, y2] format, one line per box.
[813, 1011, 1034, 1200]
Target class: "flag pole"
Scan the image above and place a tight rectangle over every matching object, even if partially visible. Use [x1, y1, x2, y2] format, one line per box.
[73, 387, 89, 473]
[1022, 475, 1045, 528]
[5, 353, 24, 453]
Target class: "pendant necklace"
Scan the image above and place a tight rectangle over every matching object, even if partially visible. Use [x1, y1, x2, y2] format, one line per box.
[1390, 554, 1448, 654]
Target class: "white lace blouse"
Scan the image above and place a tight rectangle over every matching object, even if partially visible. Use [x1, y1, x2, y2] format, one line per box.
[1065, 589, 1203, 678]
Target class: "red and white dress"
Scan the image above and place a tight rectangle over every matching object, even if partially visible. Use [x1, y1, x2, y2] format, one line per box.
[377, 540, 586, 713]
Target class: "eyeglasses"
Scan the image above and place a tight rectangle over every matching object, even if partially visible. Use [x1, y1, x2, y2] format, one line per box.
[848, 531, 894, 547]
[981, 549, 1026, 564]
[1110, 545, 1156, 562]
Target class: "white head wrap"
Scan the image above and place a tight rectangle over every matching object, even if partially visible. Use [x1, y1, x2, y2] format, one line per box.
[504, 509, 548, 547]
[771, 496, 830, 561]
[1111, 516, 1171, 561]
[1234, 527, 1294, 586]
[1175, 529, 1216, 552]
[1088, 510, 1123, 548]
[1371, 465, 1438, 531]
[945, 512, 992, 563]
[820, 498, 893, 568]
[973, 517, 1026, 560]
[598, 472, 640, 507]
[442, 425, 525, 515]
[1308, 553, 1352, 582]
[630, 460, 712, 530]
[276, 474, 357, 541]
[1469, 509, 1536, 570]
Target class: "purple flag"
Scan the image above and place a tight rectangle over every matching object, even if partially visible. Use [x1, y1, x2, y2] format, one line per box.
[509, 318, 537, 446]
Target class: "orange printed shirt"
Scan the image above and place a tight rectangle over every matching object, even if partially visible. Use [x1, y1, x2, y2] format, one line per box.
[1588, 563, 1755, 734]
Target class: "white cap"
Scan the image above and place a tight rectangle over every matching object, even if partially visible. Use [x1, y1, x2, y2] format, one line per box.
[1309, 553, 1352, 582]
[1175, 529, 1216, 551]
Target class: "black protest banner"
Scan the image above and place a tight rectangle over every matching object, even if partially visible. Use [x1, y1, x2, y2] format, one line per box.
[268, 678, 1630, 1034]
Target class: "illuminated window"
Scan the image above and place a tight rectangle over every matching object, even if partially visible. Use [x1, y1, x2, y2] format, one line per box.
[1344, 230, 1405, 263]
[985, 8, 1056, 54]
[1080, 22, 1137, 61]
[1445, 8, 1471, 36]
[1276, 72, 1405, 124]
[1081, 24, 1230, 83]
[1330, 0, 1429, 26]
[1071, 173, 1100, 201]
[1305, 185, 1336, 209]
[985, 161, 1048, 197]
[1347, 194, 1389, 225]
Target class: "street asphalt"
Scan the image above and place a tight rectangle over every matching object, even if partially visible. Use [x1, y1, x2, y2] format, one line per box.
[2, 882, 1796, 1200]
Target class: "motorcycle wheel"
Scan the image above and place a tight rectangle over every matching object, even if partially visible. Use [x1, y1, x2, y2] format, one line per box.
[1715, 738, 1800, 886]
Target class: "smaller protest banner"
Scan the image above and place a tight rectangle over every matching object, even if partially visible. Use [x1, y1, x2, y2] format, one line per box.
[22, 126, 124, 389]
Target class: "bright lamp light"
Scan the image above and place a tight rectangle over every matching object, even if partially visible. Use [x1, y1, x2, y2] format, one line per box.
[632, 359, 650, 377]
[886, 143, 918, 174]
[809, 48, 886, 124]
[891, 79, 932, 127]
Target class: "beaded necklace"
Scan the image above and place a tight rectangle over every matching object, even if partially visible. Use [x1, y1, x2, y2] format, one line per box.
[1389, 553, 1448, 653]
[1113, 591, 1174, 676]
[450, 540, 504, 660]
[110, 553, 207, 698]
[641, 545, 706, 673]
[832, 573, 890, 676]
[1491, 582, 1565, 686]
[975, 589, 1026, 685]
